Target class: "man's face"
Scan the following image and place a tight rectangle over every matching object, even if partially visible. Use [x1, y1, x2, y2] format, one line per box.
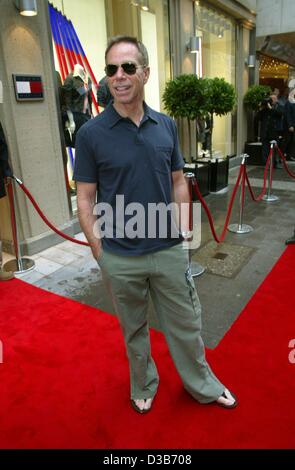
[106, 42, 150, 106]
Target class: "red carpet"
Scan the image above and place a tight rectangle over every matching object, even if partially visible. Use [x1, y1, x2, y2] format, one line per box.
[0, 246, 295, 449]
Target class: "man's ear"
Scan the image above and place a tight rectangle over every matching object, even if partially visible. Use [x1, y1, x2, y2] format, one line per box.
[143, 66, 150, 85]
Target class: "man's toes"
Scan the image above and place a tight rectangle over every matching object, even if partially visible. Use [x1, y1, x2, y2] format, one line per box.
[143, 398, 153, 411]
[134, 399, 145, 411]
[216, 388, 237, 408]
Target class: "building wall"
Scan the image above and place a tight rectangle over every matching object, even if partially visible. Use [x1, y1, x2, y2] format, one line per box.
[208, 0, 256, 23]
[256, 0, 295, 36]
[242, 0, 257, 10]
[0, 0, 72, 254]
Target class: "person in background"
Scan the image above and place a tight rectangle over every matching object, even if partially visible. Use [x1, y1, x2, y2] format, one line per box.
[74, 35, 237, 414]
[284, 88, 295, 161]
[0, 122, 14, 281]
[277, 86, 289, 107]
[256, 93, 284, 168]
[61, 64, 92, 148]
[96, 75, 112, 108]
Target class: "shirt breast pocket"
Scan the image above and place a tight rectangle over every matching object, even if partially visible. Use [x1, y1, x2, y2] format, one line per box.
[154, 146, 173, 174]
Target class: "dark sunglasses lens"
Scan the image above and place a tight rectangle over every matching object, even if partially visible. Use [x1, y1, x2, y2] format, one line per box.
[121, 63, 137, 75]
[105, 63, 138, 77]
[105, 64, 118, 77]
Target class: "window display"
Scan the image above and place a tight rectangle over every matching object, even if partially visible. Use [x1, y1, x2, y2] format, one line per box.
[195, 2, 236, 158]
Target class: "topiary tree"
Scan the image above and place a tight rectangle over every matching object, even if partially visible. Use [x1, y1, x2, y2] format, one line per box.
[202, 77, 236, 158]
[162, 74, 207, 159]
[243, 84, 271, 112]
[163, 75, 236, 159]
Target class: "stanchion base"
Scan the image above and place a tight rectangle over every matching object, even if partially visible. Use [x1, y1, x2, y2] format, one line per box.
[3, 258, 35, 275]
[190, 261, 205, 277]
[227, 223, 253, 234]
[285, 236, 295, 245]
[262, 194, 279, 202]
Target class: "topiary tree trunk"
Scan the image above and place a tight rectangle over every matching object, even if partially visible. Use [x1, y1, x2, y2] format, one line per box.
[202, 77, 236, 159]
[162, 74, 208, 161]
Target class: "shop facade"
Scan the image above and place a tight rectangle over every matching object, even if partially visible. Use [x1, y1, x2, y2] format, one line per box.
[0, 0, 256, 255]
[256, 0, 295, 90]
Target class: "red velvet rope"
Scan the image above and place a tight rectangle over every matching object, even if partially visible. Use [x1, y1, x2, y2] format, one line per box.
[189, 177, 193, 231]
[192, 163, 244, 243]
[240, 162, 246, 212]
[7, 182, 19, 258]
[14, 178, 90, 247]
[245, 147, 272, 202]
[276, 145, 295, 179]
[269, 148, 274, 188]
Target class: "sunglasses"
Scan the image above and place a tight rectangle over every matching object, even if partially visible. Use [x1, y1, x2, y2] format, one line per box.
[104, 62, 145, 77]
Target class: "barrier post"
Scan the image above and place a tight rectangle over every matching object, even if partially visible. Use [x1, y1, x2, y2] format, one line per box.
[262, 141, 279, 202]
[3, 178, 35, 274]
[228, 154, 253, 234]
[184, 172, 205, 277]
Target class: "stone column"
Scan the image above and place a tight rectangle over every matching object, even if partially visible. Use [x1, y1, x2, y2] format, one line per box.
[169, 0, 196, 161]
[236, 22, 252, 156]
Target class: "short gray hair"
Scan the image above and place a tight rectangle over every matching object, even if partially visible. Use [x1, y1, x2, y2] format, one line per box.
[105, 35, 149, 66]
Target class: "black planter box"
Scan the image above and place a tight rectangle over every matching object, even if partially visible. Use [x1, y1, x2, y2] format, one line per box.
[209, 156, 229, 192]
[244, 142, 263, 165]
[184, 162, 210, 200]
[196, 156, 229, 192]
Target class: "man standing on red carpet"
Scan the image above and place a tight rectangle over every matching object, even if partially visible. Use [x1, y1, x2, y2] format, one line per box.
[73, 36, 237, 413]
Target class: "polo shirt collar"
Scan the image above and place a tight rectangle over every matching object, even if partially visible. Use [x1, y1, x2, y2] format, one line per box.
[143, 102, 159, 124]
[106, 102, 159, 128]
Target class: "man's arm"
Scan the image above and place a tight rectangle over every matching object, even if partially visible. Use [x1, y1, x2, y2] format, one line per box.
[172, 169, 191, 234]
[76, 181, 101, 260]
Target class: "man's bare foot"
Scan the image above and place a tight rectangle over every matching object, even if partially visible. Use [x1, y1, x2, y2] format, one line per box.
[216, 388, 238, 409]
[131, 397, 154, 414]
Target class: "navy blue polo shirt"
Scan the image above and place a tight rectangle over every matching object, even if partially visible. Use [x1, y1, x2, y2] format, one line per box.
[73, 103, 185, 255]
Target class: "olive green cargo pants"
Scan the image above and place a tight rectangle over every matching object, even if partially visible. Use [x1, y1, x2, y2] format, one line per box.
[98, 243, 224, 402]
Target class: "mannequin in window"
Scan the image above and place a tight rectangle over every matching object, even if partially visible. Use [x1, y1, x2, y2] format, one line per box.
[61, 64, 92, 147]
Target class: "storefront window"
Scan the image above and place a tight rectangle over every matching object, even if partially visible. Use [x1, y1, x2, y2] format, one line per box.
[259, 54, 289, 91]
[105, 0, 171, 112]
[195, 2, 236, 157]
[50, 0, 171, 215]
[52, 0, 107, 98]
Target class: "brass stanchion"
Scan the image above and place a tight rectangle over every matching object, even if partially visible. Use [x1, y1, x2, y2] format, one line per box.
[262, 141, 279, 202]
[228, 154, 253, 234]
[184, 172, 205, 277]
[3, 177, 35, 274]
